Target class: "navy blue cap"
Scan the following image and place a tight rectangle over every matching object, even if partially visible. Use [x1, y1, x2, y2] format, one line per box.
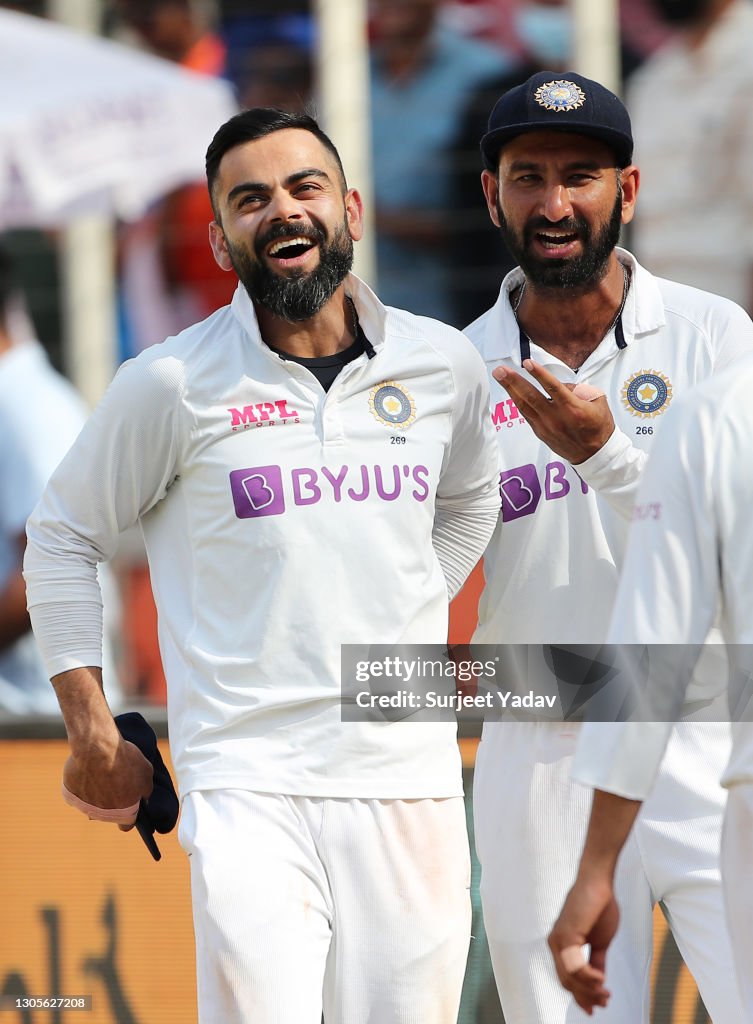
[480, 72, 633, 170]
[115, 712, 179, 862]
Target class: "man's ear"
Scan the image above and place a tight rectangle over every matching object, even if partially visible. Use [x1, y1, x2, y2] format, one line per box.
[345, 188, 365, 243]
[619, 165, 640, 226]
[481, 170, 502, 228]
[209, 221, 234, 272]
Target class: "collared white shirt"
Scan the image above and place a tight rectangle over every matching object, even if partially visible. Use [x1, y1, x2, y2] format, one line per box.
[25, 277, 499, 798]
[575, 354, 753, 796]
[466, 249, 752, 672]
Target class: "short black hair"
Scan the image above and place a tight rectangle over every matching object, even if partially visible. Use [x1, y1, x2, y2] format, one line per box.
[205, 108, 347, 218]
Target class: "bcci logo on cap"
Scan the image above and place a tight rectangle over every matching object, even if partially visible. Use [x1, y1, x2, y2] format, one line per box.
[369, 381, 416, 430]
[621, 370, 673, 418]
[534, 80, 586, 112]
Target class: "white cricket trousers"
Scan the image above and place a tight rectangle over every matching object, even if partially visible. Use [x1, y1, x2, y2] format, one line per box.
[474, 721, 744, 1024]
[721, 782, 753, 1016]
[178, 790, 472, 1024]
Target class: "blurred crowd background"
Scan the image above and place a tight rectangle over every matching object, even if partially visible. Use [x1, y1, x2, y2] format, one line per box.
[2, 0, 752, 714]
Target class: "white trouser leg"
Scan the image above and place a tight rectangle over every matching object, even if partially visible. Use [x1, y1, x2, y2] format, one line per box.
[721, 782, 753, 1016]
[640, 724, 745, 1023]
[474, 723, 651, 1024]
[320, 796, 472, 1024]
[179, 790, 471, 1024]
[179, 790, 331, 1024]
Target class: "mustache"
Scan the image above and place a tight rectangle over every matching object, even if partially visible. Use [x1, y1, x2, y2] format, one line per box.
[255, 221, 326, 257]
[524, 216, 588, 242]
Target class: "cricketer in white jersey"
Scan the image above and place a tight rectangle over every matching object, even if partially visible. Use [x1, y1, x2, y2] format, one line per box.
[549, 354, 753, 1016]
[467, 70, 753, 1023]
[23, 110, 500, 1024]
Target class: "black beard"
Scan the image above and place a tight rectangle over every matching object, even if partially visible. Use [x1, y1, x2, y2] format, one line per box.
[226, 218, 354, 322]
[496, 188, 623, 291]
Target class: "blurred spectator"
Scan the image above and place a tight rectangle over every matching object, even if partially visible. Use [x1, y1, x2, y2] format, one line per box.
[117, 0, 236, 353]
[116, 0, 225, 70]
[0, 252, 122, 714]
[237, 41, 312, 112]
[619, 0, 673, 60]
[629, 0, 753, 313]
[370, 0, 512, 322]
[449, 0, 641, 325]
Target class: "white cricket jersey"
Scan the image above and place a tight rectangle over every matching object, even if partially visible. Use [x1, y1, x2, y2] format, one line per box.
[574, 355, 753, 797]
[466, 249, 753, 653]
[24, 275, 500, 799]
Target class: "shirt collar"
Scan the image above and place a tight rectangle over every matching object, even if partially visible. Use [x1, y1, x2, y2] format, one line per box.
[471, 247, 666, 365]
[230, 273, 388, 355]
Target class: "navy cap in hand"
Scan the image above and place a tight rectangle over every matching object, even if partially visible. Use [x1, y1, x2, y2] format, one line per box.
[480, 72, 633, 171]
[114, 712, 179, 862]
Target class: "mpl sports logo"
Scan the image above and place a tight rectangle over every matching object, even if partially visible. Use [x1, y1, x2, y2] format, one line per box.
[491, 397, 525, 431]
[228, 399, 300, 431]
[230, 463, 431, 519]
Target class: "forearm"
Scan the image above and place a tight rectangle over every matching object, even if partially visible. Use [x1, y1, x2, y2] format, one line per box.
[576, 790, 643, 883]
[53, 665, 153, 811]
[51, 666, 119, 758]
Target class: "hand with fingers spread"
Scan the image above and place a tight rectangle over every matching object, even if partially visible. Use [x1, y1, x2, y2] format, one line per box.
[548, 872, 619, 1015]
[493, 359, 614, 465]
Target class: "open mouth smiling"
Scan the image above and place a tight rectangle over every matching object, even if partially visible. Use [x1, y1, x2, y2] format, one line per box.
[534, 228, 579, 251]
[267, 236, 318, 262]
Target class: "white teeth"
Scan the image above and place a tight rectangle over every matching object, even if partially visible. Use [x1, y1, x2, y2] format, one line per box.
[269, 237, 314, 256]
[539, 233, 576, 248]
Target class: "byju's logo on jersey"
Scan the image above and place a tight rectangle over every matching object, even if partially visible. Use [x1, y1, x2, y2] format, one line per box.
[621, 370, 673, 418]
[230, 463, 431, 519]
[228, 399, 300, 431]
[369, 381, 416, 430]
[230, 465, 286, 518]
[499, 462, 589, 522]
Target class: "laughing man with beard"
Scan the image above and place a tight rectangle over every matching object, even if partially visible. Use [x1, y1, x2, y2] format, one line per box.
[465, 72, 753, 1023]
[21, 109, 501, 1024]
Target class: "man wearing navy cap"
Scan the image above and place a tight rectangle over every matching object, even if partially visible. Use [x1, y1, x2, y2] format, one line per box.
[466, 70, 753, 1022]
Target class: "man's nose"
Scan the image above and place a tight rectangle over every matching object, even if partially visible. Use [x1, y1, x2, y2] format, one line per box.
[267, 189, 304, 223]
[541, 184, 574, 222]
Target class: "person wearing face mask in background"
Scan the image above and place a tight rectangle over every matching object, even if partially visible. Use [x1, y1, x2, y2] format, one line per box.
[448, 0, 642, 327]
[629, 0, 753, 315]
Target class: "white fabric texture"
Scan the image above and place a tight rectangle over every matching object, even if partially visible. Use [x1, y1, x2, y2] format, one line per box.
[475, 721, 742, 1023]
[721, 783, 753, 1016]
[179, 790, 472, 1024]
[465, 250, 753, 1022]
[25, 275, 500, 799]
[573, 356, 753, 1020]
[575, 354, 753, 796]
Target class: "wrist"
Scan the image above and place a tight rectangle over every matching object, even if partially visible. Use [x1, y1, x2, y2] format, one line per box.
[66, 715, 120, 762]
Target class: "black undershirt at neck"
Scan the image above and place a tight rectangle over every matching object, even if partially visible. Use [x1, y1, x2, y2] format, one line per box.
[268, 326, 371, 392]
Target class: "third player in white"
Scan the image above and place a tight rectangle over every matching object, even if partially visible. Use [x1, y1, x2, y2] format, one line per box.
[467, 70, 753, 1022]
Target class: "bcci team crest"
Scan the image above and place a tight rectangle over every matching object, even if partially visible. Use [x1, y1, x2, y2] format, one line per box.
[369, 381, 416, 430]
[621, 370, 673, 418]
[534, 80, 586, 112]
